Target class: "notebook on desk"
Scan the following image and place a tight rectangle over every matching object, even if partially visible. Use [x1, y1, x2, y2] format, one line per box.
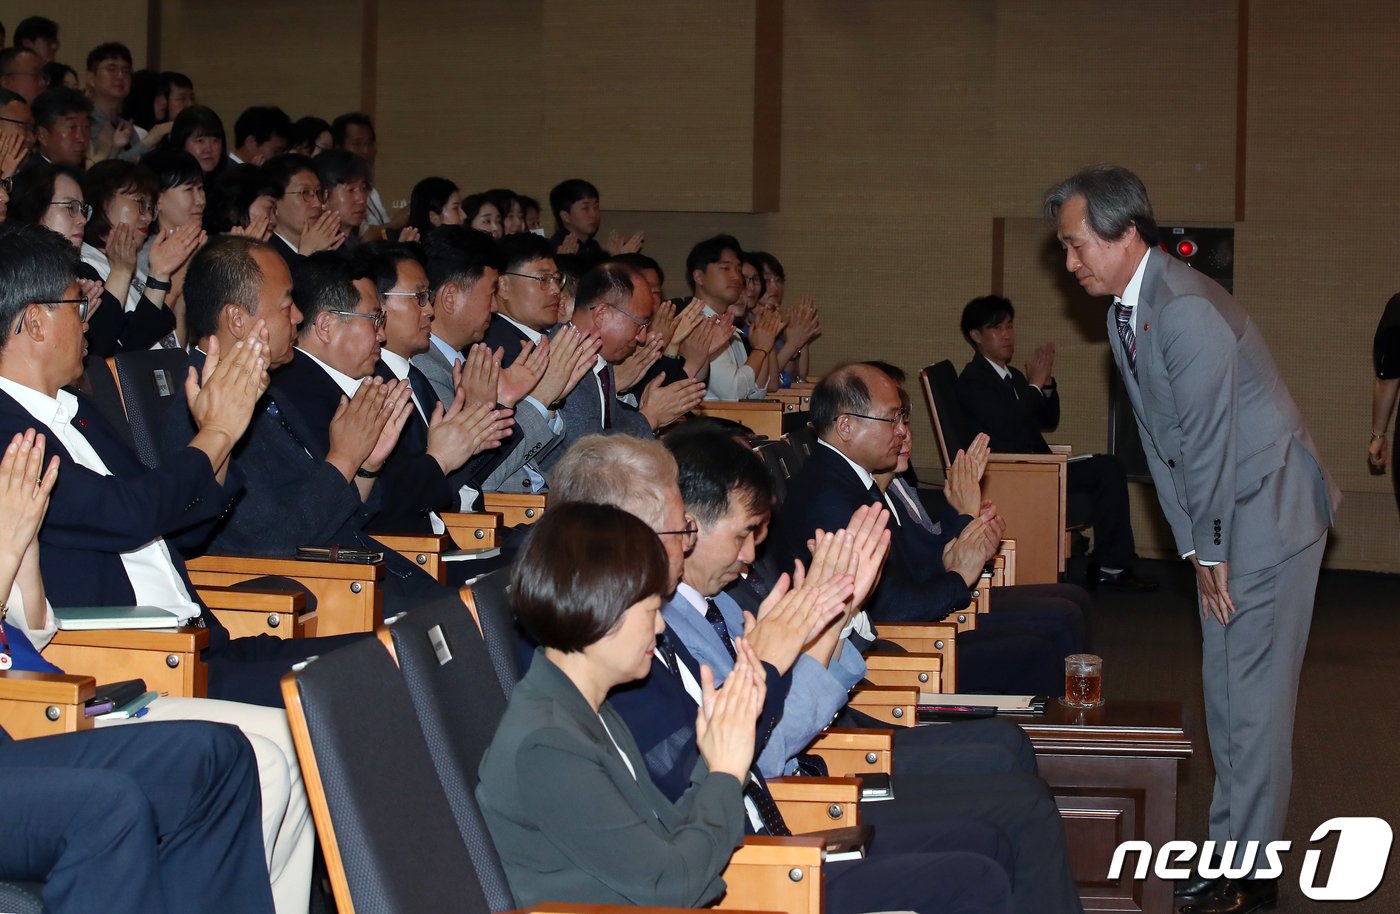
[53, 605, 184, 630]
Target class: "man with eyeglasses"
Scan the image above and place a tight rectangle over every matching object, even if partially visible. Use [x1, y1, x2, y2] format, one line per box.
[0, 87, 35, 159]
[769, 362, 1070, 696]
[273, 251, 513, 552]
[31, 86, 91, 169]
[264, 153, 346, 265]
[565, 261, 706, 444]
[0, 47, 46, 104]
[84, 42, 140, 164]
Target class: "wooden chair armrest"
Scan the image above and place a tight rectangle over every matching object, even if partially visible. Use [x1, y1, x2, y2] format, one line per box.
[767, 776, 861, 833]
[1047, 444, 1074, 455]
[0, 671, 97, 739]
[46, 626, 209, 699]
[694, 401, 784, 440]
[481, 492, 548, 527]
[197, 585, 306, 614]
[846, 685, 917, 728]
[863, 651, 941, 692]
[196, 585, 312, 640]
[440, 512, 501, 550]
[876, 622, 957, 651]
[186, 553, 384, 637]
[804, 727, 894, 777]
[718, 836, 824, 913]
[370, 533, 451, 585]
[998, 539, 1017, 585]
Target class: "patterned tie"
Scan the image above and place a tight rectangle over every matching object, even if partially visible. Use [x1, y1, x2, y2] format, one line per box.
[1115, 301, 1137, 377]
[704, 599, 738, 661]
[744, 775, 792, 836]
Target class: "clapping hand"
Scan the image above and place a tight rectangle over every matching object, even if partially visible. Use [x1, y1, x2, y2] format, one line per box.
[945, 432, 990, 516]
[0, 430, 59, 570]
[1025, 341, 1056, 389]
[186, 325, 271, 445]
[454, 343, 501, 409]
[695, 639, 766, 780]
[498, 340, 548, 407]
[639, 374, 705, 431]
[149, 221, 206, 280]
[613, 331, 663, 392]
[602, 230, 645, 255]
[300, 211, 347, 255]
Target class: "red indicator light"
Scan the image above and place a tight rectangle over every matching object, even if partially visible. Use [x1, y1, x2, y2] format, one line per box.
[1176, 239, 1197, 257]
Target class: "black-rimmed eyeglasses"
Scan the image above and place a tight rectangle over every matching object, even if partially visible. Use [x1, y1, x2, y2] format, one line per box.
[14, 298, 90, 334]
[844, 409, 911, 428]
[656, 518, 699, 551]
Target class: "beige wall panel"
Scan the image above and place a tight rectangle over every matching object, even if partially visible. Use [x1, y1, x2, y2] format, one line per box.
[1241, 3, 1400, 570]
[775, 2, 995, 463]
[992, 0, 1237, 222]
[28, 2, 148, 72]
[374, 0, 546, 208]
[160, 0, 362, 143]
[539, 0, 760, 213]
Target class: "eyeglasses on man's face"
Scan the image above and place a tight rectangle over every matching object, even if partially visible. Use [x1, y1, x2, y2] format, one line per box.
[504, 270, 565, 291]
[607, 303, 651, 331]
[383, 290, 432, 309]
[656, 517, 699, 551]
[328, 309, 386, 330]
[0, 114, 35, 133]
[14, 297, 90, 334]
[844, 408, 911, 428]
[49, 198, 93, 220]
[283, 185, 329, 205]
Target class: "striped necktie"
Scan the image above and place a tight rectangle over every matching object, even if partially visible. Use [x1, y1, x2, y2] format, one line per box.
[1115, 301, 1137, 377]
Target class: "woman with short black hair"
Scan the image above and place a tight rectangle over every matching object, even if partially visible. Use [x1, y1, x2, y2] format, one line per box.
[476, 501, 762, 910]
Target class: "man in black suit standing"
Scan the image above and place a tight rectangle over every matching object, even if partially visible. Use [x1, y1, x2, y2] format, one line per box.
[957, 294, 1155, 591]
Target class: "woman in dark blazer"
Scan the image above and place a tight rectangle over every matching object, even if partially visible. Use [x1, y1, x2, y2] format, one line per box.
[475, 502, 764, 909]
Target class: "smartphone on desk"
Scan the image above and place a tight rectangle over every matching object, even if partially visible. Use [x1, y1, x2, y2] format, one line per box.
[296, 546, 384, 564]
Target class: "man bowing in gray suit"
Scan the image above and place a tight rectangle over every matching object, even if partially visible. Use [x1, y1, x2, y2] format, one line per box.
[1045, 165, 1340, 914]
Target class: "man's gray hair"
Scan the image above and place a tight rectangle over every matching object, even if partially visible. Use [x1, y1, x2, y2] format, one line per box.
[1042, 164, 1160, 247]
[550, 435, 678, 531]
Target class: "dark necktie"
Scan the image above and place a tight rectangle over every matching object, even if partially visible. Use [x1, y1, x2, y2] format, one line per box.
[1004, 371, 1019, 400]
[655, 633, 681, 677]
[743, 775, 792, 836]
[407, 363, 442, 418]
[704, 599, 738, 661]
[1115, 301, 1137, 377]
[598, 366, 614, 429]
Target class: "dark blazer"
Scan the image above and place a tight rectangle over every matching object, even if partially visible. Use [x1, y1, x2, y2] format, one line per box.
[267, 233, 303, 268]
[272, 351, 455, 533]
[768, 443, 971, 623]
[158, 349, 447, 615]
[956, 356, 1058, 454]
[482, 314, 532, 368]
[608, 627, 791, 804]
[476, 651, 744, 909]
[76, 261, 177, 357]
[540, 361, 653, 474]
[0, 386, 236, 646]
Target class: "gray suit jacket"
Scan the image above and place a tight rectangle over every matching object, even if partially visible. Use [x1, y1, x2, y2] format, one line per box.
[411, 343, 564, 493]
[1110, 248, 1340, 573]
[537, 361, 654, 475]
[475, 651, 744, 909]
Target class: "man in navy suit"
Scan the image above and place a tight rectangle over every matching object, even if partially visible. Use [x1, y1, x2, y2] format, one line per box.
[0, 225, 363, 707]
[956, 294, 1155, 592]
[160, 235, 466, 618]
[767, 362, 1067, 695]
[0, 720, 275, 914]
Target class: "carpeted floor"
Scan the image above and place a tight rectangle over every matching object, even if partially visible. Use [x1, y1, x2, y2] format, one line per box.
[1080, 556, 1400, 913]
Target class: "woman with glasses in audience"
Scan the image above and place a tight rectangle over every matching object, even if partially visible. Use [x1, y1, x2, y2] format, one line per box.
[168, 105, 227, 176]
[8, 161, 187, 353]
[477, 501, 762, 910]
[407, 176, 464, 237]
[463, 191, 503, 240]
[261, 153, 344, 263]
[79, 160, 158, 311]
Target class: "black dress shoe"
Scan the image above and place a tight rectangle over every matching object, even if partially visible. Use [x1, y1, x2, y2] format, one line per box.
[1097, 567, 1160, 592]
[1175, 873, 1223, 902]
[1178, 878, 1279, 914]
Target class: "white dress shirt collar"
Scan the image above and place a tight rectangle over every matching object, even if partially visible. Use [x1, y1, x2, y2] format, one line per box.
[296, 347, 363, 398]
[675, 581, 710, 614]
[0, 376, 74, 427]
[499, 313, 544, 344]
[982, 355, 1012, 381]
[428, 332, 462, 366]
[379, 347, 411, 380]
[1114, 248, 1153, 332]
